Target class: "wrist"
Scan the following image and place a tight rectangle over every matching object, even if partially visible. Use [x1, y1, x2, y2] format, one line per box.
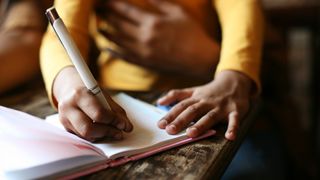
[214, 70, 253, 96]
[53, 66, 85, 104]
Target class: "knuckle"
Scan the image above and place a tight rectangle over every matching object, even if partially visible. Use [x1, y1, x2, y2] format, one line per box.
[232, 111, 240, 118]
[178, 101, 190, 109]
[71, 87, 86, 99]
[163, 114, 174, 122]
[59, 117, 69, 127]
[58, 100, 69, 113]
[213, 105, 221, 113]
[175, 117, 186, 125]
[194, 123, 205, 131]
[168, 89, 179, 96]
[187, 104, 200, 113]
[91, 108, 104, 122]
[117, 107, 127, 116]
[230, 102, 245, 116]
[207, 111, 216, 119]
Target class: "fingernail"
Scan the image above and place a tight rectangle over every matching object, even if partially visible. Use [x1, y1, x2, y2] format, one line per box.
[116, 122, 125, 130]
[167, 124, 176, 133]
[114, 132, 123, 140]
[186, 127, 198, 137]
[226, 131, 235, 140]
[158, 119, 168, 128]
[228, 130, 235, 136]
[157, 98, 164, 103]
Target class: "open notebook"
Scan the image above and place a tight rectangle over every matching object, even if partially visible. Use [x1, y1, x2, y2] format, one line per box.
[0, 93, 215, 179]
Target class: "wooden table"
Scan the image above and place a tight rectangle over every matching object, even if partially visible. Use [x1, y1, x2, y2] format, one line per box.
[0, 80, 258, 179]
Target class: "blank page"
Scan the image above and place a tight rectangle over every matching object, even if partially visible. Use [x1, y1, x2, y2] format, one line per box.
[94, 93, 187, 159]
[46, 93, 188, 160]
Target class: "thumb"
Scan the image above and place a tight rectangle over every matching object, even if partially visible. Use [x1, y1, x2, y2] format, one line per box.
[149, 0, 179, 15]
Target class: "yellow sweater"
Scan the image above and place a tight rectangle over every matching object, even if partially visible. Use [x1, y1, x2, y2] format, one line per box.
[40, 0, 264, 104]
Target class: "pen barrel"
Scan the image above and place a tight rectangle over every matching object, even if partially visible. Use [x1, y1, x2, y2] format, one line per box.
[52, 18, 111, 110]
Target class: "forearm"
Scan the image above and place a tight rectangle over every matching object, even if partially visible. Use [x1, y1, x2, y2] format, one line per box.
[0, 0, 47, 94]
[52, 66, 83, 105]
[213, 0, 264, 92]
[0, 29, 41, 93]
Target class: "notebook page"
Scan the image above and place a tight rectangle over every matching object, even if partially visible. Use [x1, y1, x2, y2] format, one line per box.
[0, 106, 104, 173]
[45, 93, 189, 160]
[93, 93, 188, 159]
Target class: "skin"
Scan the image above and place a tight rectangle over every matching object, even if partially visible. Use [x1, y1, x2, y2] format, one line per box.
[98, 0, 253, 140]
[54, 0, 253, 141]
[98, 0, 220, 79]
[0, 1, 46, 94]
[157, 71, 252, 140]
[53, 67, 133, 142]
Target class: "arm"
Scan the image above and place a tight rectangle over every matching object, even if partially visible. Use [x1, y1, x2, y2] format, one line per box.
[0, 0, 46, 94]
[158, 0, 264, 140]
[40, 0, 132, 141]
[214, 0, 264, 93]
[98, 0, 220, 79]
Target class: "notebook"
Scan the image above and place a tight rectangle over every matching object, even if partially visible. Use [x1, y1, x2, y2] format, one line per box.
[0, 93, 215, 179]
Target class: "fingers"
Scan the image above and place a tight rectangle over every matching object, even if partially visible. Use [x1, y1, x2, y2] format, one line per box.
[104, 94, 134, 133]
[165, 102, 210, 135]
[157, 89, 193, 105]
[106, 14, 139, 41]
[149, 0, 180, 15]
[186, 108, 222, 138]
[108, 1, 152, 24]
[99, 29, 149, 63]
[158, 99, 197, 129]
[58, 87, 133, 141]
[60, 107, 123, 142]
[99, 29, 135, 50]
[76, 90, 115, 124]
[225, 111, 239, 141]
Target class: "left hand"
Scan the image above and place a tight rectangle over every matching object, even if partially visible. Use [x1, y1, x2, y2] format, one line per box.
[98, 0, 220, 79]
[157, 70, 253, 140]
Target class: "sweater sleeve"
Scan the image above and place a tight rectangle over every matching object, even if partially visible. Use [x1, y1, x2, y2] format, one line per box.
[40, 0, 94, 107]
[213, 0, 264, 93]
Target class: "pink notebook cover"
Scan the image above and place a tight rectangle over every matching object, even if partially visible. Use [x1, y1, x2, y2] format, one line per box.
[61, 130, 216, 179]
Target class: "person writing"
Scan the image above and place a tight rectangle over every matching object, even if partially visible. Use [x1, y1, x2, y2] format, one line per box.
[40, 0, 264, 141]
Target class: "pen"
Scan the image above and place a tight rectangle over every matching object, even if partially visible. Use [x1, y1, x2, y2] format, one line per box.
[45, 7, 111, 110]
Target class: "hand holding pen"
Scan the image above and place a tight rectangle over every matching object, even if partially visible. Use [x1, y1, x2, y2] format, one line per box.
[46, 7, 133, 141]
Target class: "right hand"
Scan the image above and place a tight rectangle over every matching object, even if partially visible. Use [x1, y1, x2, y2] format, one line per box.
[53, 67, 133, 142]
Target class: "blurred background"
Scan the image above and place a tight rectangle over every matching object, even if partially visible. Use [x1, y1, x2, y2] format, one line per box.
[0, 0, 319, 179]
[259, 0, 320, 178]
